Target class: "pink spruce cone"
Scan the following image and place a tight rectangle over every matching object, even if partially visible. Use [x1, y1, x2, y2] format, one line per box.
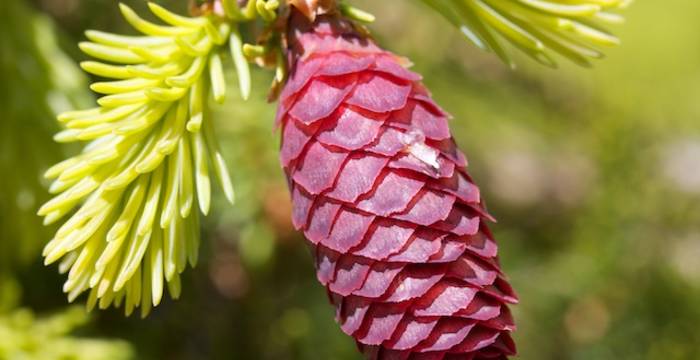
[277, 12, 518, 360]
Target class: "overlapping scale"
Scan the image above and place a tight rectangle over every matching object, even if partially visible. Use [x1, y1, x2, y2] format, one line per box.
[278, 13, 517, 359]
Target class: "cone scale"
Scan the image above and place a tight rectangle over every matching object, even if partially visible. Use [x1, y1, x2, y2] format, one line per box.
[277, 12, 517, 360]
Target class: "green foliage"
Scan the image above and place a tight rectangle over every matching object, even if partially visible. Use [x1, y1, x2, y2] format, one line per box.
[39, 2, 239, 317]
[419, 0, 630, 67]
[0, 3, 135, 358]
[0, 0, 89, 272]
[0, 307, 133, 360]
[37, 0, 292, 317]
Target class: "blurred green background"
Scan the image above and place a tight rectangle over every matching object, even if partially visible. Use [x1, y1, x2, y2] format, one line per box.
[1, 0, 700, 359]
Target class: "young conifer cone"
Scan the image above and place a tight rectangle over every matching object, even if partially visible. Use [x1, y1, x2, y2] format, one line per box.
[277, 11, 518, 359]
